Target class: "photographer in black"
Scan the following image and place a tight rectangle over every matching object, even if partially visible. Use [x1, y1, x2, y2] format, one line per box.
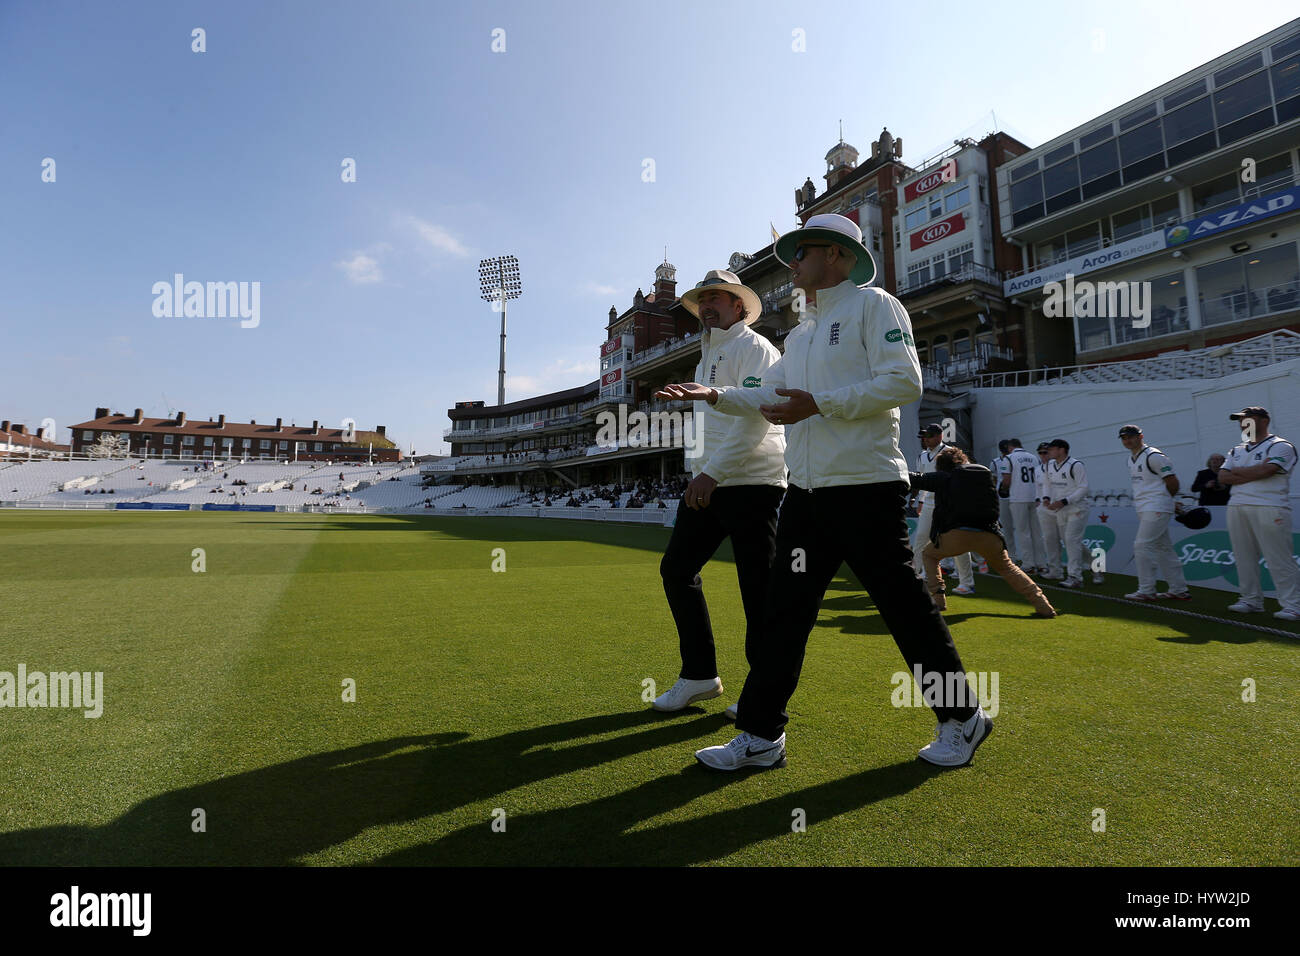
[910, 446, 1057, 618]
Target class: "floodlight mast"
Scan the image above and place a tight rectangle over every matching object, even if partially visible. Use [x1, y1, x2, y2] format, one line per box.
[478, 255, 522, 406]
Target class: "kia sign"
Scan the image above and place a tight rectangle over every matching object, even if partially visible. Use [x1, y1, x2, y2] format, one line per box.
[1003, 230, 1167, 296]
[903, 159, 957, 203]
[601, 368, 622, 386]
[601, 338, 622, 357]
[1165, 185, 1300, 247]
[909, 212, 965, 250]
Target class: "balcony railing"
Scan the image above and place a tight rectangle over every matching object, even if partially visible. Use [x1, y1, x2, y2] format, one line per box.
[624, 333, 701, 373]
[898, 262, 1002, 298]
[922, 342, 1015, 386]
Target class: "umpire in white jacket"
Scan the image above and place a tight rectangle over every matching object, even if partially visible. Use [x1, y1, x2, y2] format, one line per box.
[658, 214, 990, 771]
[651, 270, 787, 714]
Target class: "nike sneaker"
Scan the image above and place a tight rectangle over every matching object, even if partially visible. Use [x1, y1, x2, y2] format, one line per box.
[1157, 591, 1192, 601]
[723, 702, 738, 721]
[695, 732, 786, 771]
[1124, 591, 1158, 601]
[1227, 601, 1264, 614]
[952, 585, 975, 596]
[918, 707, 993, 767]
[1273, 609, 1300, 622]
[652, 676, 722, 712]
[1058, 577, 1082, 588]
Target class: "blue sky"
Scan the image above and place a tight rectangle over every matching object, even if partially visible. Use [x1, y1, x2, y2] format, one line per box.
[3, 0, 1296, 454]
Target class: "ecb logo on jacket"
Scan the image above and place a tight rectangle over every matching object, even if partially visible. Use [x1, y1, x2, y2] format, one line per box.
[708, 364, 718, 384]
[828, 322, 840, 346]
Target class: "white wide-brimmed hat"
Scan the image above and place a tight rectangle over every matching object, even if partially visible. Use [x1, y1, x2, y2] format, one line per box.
[774, 213, 876, 285]
[680, 269, 763, 326]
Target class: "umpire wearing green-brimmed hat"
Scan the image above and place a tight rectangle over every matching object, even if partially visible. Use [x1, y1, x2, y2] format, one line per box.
[774, 213, 877, 286]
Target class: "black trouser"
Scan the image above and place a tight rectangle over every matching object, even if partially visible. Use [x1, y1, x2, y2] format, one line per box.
[660, 484, 784, 680]
[736, 482, 978, 742]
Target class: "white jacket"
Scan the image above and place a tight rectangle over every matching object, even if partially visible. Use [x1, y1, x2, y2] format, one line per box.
[713, 280, 921, 490]
[686, 320, 787, 487]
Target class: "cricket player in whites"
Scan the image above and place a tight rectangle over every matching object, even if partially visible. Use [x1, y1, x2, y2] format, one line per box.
[992, 440, 1018, 564]
[651, 269, 787, 715]
[913, 423, 975, 595]
[1002, 439, 1047, 574]
[1042, 438, 1102, 588]
[1119, 425, 1190, 601]
[1219, 406, 1300, 621]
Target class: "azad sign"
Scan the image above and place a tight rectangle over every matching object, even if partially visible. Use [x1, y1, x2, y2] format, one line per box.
[1165, 185, 1300, 246]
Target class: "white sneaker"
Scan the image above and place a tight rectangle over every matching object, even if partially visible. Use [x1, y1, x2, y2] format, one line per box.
[1040, 570, 1063, 581]
[1059, 577, 1082, 589]
[952, 585, 975, 596]
[918, 707, 993, 767]
[1273, 609, 1300, 622]
[723, 702, 738, 721]
[695, 732, 786, 771]
[652, 676, 722, 712]
[1092, 573, 1105, 584]
[1124, 590, 1158, 601]
[1157, 591, 1192, 601]
[1227, 601, 1264, 614]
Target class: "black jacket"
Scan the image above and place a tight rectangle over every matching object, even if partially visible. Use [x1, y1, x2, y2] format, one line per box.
[909, 464, 1003, 545]
[1190, 468, 1230, 506]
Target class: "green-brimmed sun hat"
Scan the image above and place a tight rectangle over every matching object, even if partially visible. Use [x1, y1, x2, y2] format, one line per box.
[774, 213, 876, 286]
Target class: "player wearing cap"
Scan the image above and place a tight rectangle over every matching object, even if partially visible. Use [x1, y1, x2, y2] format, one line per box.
[651, 269, 787, 716]
[912, 424, 975, 596]
[1034, 442, 1055, 576]
[1002, 439, 1048, 574]
[992, 440, 1018, 565]
[1042, 438, 1101, 588]
[1118, 425, 1190, 601]
[1219, 407, 1300, 621]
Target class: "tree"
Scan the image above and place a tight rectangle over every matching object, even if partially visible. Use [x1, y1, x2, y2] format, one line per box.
[88, 432, 130, 459]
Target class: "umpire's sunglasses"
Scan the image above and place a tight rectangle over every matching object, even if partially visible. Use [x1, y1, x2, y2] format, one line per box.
[793, 243, 832, 261]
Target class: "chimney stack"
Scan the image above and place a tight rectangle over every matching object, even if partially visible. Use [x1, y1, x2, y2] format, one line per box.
[275, 417, 283, 431]
[376, 425, 386, 437]
[1, 421, 9, 433]
[36, 427, 46, 440]
[12, 424, 25, 435]
[133, 408, 144, 424]
[95, 407, 109, 419]
[176, 411, 187, 426]
[217, 414, 226, 428]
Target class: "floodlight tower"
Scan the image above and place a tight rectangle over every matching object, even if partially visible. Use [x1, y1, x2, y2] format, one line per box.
[478, 255, 522, 407]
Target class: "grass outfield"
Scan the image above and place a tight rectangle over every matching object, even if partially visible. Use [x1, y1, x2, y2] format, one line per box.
[1, 510, 1297, 866]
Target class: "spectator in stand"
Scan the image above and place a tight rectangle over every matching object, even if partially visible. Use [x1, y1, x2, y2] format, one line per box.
[1191, 453, 1231, 506]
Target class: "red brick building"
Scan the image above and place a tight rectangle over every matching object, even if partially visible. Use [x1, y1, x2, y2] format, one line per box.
[67, 408, 401, 461]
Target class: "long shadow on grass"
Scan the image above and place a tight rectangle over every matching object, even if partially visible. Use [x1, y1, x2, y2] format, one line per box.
[0, 710, 731, 866]
[371, 758, 937, 866]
